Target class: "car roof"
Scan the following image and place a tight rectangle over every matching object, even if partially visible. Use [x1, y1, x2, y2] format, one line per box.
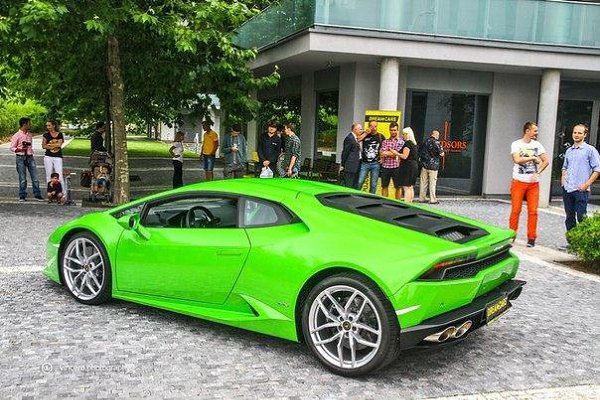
[180, 178, 355, 199]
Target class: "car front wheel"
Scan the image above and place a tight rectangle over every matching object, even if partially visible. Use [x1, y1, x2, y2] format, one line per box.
[60, 232, 111, 305]
[302, 273, 400, 376]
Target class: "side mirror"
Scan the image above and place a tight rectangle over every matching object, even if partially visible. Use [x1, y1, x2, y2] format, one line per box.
[117, 213, 150, 240]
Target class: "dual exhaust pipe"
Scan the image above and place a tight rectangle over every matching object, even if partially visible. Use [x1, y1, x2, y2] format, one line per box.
[423, 320, 473, 343]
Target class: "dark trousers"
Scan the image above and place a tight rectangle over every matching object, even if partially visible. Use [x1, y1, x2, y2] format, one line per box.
[343, 170, 358, 189]
[563, 189, 589, 231]
[172, 160, 183, 188]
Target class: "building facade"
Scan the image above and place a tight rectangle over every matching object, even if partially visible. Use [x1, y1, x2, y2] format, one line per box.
[234, 0, 600, 205]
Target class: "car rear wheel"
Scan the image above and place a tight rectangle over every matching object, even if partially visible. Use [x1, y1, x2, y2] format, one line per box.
[301, 273, 400, 376]
[60, 232, 111, 305]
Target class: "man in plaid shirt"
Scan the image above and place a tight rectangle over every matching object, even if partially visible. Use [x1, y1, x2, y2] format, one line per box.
[380, 122, 404, 199]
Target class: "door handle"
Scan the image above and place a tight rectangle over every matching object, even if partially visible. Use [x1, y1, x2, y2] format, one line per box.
[217, 249, 243, 256]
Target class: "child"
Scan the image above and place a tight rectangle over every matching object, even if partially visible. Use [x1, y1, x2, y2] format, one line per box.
[169, 131, 184, 188]
[47, 172, 64, 204]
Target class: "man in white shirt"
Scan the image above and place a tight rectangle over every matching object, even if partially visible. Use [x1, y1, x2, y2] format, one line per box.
[509, 121, 549, 247]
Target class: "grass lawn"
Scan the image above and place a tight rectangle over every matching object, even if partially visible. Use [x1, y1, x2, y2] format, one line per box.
[63, 137, 199, 159]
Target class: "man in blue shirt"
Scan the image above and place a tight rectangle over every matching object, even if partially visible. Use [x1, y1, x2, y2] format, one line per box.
[561, 123, 600, 231]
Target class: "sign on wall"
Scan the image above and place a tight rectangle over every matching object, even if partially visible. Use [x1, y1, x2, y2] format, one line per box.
[364, 110, 402, 138]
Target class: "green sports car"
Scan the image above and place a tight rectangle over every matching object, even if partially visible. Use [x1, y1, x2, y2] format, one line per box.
[44, 178, 525, 376]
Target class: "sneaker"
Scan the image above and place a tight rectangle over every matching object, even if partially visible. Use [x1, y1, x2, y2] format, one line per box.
[34, 195, 45, 202]
[18, 197, 25, 202]
[429, 201, 440, 204]
[526, 239, 535, 248]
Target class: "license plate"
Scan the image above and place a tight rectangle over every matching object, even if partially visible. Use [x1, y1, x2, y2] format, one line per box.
[486, 296, 510, 324]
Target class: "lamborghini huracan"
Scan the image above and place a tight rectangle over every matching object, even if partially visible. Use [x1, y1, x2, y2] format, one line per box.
[44, 178, 525, 376]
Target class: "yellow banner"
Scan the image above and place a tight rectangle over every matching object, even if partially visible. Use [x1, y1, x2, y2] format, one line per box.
[364, 110, 402, 138]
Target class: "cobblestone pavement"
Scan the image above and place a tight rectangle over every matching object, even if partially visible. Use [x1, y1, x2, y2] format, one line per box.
[0, 201, 599, 399]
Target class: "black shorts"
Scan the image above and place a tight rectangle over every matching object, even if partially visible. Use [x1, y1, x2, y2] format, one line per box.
[380, 167, 400, 188]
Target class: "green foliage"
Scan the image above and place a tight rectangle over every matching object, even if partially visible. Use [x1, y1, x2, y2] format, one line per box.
[566, 212, 600, 270]
[0, 99, 47, 142]
[1, 0, 278, 128]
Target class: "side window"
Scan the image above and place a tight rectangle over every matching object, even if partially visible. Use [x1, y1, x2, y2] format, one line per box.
[143, 196, 238, 229]
[112, 203, 145, 219]
[242, 199, 296, 227]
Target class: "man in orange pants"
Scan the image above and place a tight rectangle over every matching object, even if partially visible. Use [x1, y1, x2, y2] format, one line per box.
[509, 121, 549, 247]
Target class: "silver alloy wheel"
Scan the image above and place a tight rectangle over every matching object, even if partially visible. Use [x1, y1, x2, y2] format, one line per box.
[308, 285, 382, 369]
[62, 237, 105, 301]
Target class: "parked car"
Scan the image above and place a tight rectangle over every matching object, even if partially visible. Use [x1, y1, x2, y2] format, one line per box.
[44, 179, 524, 376]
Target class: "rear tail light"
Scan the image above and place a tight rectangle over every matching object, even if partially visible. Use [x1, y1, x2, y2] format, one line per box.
[419, 254, 476, 280]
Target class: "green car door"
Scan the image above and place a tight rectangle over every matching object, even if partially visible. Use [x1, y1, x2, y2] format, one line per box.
[114, 195, 250, 304]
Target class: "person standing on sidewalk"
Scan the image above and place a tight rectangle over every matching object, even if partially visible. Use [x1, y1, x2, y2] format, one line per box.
[10, 117, 44, 201]
[277, 123, 301, 178]
[257, 121, 282, 177]
[42, 120, 65, 189]
[169, 131, 185, 188]
[418, 129, 445, 204]
[379, 122, 404, 200]
[509, 121, 549, 247]
[341, 122, 363, 188]
[561, 123, 600, 231]
[91, 122, 107, 153]
[201, 121, 219, 181]
[222, 124, 247, 179]
[357, 121, 383, 193]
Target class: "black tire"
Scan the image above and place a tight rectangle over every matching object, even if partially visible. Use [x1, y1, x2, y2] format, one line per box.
[301, 272, 401, 377]
[59, 231, 112, 305]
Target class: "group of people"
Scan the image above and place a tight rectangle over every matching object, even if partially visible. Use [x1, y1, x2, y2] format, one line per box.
[10, 117, 67, 203]
[341, 121, 444, 203]
[509, 121, 600, 248]
[170, 121, 302, 187]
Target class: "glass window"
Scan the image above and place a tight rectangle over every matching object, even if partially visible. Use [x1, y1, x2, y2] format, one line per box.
[242, 199, 297, 227]
[143, 196, 238, 229]
[316, 91, 339, 160]
[112, 203, 145, 219]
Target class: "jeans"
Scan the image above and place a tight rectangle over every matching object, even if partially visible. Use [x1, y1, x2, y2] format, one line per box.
[563, 189, 589, 231]
[357, 162, 380, 193]
[16, 155, 42, 199]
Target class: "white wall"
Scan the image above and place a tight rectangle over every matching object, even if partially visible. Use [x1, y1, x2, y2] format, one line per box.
[483, 73, 540, 195]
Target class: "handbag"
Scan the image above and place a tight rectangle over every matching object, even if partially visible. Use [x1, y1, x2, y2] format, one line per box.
[80, 170, 92, 188]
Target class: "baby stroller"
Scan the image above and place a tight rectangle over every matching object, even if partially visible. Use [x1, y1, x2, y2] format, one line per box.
[87, 151, 113, 203]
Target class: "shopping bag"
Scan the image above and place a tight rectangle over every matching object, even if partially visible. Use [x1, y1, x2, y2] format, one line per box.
[260, 166, 274, 178]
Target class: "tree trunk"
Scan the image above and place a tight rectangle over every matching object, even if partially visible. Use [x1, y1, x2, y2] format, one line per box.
[107, 35, 129, 204]
[104, 92, 112, 154]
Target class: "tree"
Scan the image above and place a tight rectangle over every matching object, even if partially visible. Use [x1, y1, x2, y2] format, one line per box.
[1, 0, 278, 203]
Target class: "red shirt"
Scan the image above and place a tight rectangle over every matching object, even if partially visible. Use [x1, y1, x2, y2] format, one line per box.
[10, 130, 34, 156]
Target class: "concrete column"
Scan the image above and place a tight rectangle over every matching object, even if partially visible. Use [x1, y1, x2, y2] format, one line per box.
[397, 64, 408, 127]
[537, 69, 561, 208]
[246, 90, 258, 159]
[336, 62, 379, 162]
[300, 72, 316, 160]
[482, 73, 539, 196]
[379, 58, 400, 111]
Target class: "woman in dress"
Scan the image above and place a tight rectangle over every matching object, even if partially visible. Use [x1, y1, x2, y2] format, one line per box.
[398, 127, 419, 202]
[42, 120, 65, 188]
